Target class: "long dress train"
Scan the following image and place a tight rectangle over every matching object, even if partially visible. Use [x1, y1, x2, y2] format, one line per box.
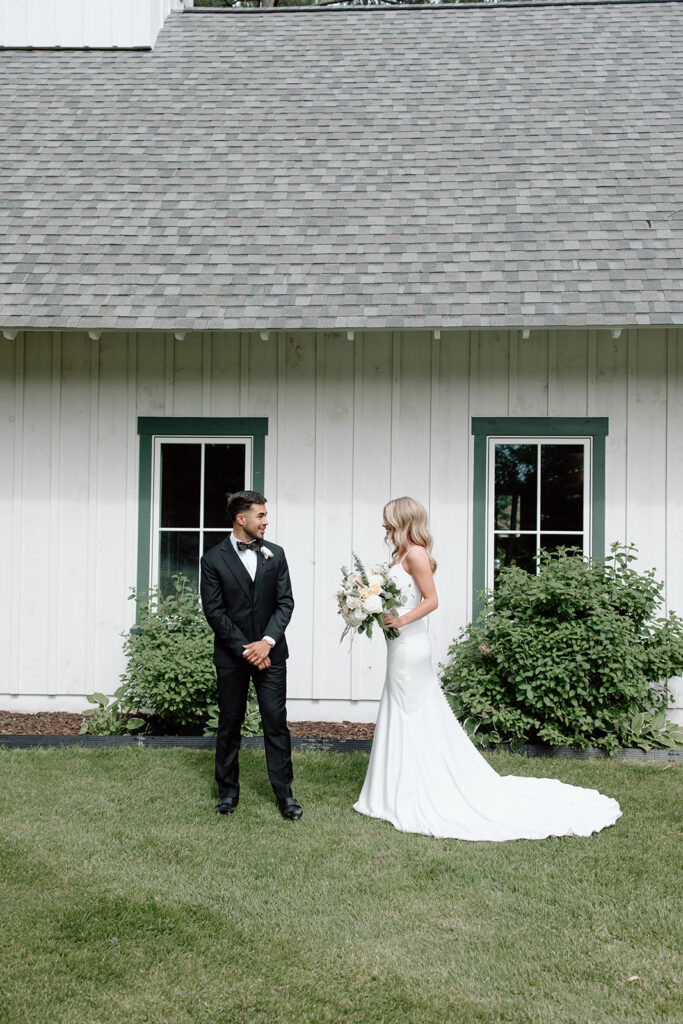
[353, 559, 621, 841]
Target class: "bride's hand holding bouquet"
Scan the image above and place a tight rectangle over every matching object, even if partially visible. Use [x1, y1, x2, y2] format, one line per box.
[382, 611, 402, 630]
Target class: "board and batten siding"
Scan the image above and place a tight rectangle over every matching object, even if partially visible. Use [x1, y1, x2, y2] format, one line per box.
[1, 327, 682, 722]
[0, 0, 178, 49]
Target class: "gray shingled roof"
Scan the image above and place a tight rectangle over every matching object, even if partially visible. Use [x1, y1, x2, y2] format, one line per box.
[1, 2, 682, 329]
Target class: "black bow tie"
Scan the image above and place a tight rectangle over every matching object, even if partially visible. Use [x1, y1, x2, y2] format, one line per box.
[236, 539, 260, 552]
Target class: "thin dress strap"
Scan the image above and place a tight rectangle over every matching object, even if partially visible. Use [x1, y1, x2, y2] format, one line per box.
[400, 545, 425, 565]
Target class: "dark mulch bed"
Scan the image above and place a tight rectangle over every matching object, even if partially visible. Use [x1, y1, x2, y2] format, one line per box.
[289, 720, 374, 740]
[0, 712, 85, 735]
[0, 711, 374, 741]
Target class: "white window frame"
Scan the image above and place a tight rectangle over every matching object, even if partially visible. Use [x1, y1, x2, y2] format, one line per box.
[486, 435, 593, 590]
[150, 435, 253, 589]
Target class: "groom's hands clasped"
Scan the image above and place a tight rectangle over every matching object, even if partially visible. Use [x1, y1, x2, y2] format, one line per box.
[243, 640, 272, 671]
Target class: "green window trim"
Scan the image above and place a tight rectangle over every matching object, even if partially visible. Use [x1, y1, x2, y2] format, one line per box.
[471, 417, 608, 617]
[136, 417, 268, 599]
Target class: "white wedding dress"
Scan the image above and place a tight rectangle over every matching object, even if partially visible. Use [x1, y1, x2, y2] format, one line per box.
[353, 554, 622, 841]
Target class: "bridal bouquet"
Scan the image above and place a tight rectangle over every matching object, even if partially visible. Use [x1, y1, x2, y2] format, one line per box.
[337, 553, 405, 641]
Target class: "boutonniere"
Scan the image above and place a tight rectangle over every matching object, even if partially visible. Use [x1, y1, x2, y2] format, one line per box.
[260, 546, 274, 560]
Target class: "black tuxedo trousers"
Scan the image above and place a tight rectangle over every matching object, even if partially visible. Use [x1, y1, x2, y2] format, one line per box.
[215, 660, 292, 800]
[200, 537, 295, 800]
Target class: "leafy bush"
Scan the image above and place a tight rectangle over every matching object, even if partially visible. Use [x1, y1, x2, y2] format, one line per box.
[80, 686, 146, 736]
[440, 544, 683, 753]
[203, 683, 263, 738]
[120, 574, 217, 734]
[626, 707, 683, 752]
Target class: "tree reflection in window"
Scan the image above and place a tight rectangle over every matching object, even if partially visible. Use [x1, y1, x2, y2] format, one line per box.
[156, 440, 247, 596]
[492, 441, 587, 584]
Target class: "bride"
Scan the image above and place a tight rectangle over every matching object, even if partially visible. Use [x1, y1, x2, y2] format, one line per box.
[353, 496, 621, 841]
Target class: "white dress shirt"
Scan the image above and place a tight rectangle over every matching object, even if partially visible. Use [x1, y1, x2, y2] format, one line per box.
[230, 533, 275, 648]
[231, 531, 258, 580]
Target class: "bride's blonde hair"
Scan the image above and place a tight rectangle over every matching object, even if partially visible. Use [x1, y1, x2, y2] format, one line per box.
[383, 496, 437, 572]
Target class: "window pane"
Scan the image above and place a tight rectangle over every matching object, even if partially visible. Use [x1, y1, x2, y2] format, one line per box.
[494, 444, 537, 531]
[203, 531, 226, 555]
[159, 531, 200, 597]
[160, 444, 200, 528]
[494, 533, 537, 581]
[540, 444, 584, 530]
[204, 444, 247, 529]
[540, 534, 585, 558]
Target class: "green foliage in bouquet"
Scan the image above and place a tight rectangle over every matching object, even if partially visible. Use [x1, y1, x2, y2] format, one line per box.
[120, 574, 216, 734]
[440, 544, 683, 753]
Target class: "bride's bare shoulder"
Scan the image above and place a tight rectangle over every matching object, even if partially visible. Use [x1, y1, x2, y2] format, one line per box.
[402, 546, 431, 568]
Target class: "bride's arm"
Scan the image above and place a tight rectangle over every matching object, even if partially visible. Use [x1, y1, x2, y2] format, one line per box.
[383, 548, 438, 629]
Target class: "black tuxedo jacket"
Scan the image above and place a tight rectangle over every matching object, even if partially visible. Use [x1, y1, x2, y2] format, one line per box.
[200, 536, 294, 668]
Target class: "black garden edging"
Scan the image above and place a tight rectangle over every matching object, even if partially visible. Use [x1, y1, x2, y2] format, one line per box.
[0, 733, 681, 761]
[0, 734, 373, 753]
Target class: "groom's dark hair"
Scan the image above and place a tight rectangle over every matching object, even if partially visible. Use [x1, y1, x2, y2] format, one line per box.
[227, 490, 267, 524]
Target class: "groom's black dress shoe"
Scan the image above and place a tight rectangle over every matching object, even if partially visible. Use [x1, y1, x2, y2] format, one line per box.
[278, 795, 303, 820]
[216, 795, 239, 815]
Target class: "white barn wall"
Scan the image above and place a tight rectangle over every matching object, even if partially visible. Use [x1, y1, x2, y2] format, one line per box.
[666, 332, 683, 720]
[0, 335, 17, 698]
[348, 332, 396, 704]
[1, 327, 682, 721]
[0, 0, 177, 50]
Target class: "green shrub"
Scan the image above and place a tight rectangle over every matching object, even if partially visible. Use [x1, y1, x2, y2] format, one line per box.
[120, 574, 217, 734]
[80, 686, 146, 736]
[440, 544, 683, 753]
[203, 683, 263, 738]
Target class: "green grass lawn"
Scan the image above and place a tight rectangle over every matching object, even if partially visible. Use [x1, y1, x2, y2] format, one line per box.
[0, 748, 681, 1024]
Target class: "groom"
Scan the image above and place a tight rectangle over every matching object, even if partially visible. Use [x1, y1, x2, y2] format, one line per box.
[200, 490, 301, 820]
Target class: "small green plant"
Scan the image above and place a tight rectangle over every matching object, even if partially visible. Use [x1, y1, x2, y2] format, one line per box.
[203, 683, 263, 738]
[442, 690, 487, 746]
[80, 686, 146, 736]
[204, 703, 220, 736]
[441, 544, 683, 753]
[626, 707, 683, 751]
[120, 574, 217, 734]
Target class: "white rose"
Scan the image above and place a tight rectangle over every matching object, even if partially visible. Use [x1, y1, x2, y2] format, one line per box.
[367, 574, 383, 587]
[343, 606, 366, 627]
[362, 594, 383, 615]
